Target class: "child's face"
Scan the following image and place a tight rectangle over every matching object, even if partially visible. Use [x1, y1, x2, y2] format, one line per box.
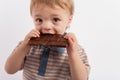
[31, 5, 72, 34]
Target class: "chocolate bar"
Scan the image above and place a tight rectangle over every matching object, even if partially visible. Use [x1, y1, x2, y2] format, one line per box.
[28, 34, 68, 47]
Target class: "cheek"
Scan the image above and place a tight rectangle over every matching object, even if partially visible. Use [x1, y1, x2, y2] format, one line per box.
[55, 26, 67, 34]
[35, 25, 41, 31]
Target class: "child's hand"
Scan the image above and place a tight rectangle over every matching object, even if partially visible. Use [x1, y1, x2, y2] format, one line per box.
[23, 29, 40, 45]
[64, 33, 78, 56]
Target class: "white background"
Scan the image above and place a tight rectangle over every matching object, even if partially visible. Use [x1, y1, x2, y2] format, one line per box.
[0, 0, 120, 80]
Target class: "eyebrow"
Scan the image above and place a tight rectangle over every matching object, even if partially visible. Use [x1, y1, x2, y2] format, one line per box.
[34, 14, 41, 17]
[33, 12, 61, 18]
[51, 14, 62, 18]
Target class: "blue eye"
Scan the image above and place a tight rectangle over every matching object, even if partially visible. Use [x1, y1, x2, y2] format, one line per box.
[53, 18, 60, 22]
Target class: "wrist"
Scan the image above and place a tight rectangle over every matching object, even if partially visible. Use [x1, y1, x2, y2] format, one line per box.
[23, 37, 30, 45]
[21, 39, 30, 48]
[19, 41, 31, 55]
[68, 52, 79, 59]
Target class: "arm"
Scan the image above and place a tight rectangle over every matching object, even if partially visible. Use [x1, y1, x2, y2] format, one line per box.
[5, 41, 31, 74]
[64, 33, 90, 80]
[5, 29, 40, 74]
[68, 49, 89, 80]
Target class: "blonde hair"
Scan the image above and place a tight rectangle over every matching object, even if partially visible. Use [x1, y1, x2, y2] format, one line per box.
[30, 0, 74, 15]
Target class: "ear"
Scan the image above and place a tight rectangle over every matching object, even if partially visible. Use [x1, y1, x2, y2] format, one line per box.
[67, 15, 73, 26]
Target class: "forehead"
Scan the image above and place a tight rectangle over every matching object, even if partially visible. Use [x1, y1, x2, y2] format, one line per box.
[30, 0, 67, 10]
[31, 4, 70, 17]
[30, 0, 74, 15]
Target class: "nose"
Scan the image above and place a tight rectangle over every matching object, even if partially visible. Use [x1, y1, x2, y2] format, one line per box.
[41, 21, 53, 31]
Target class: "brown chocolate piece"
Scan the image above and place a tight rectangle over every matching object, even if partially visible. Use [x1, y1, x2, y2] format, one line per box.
[28, 34, 68, 47]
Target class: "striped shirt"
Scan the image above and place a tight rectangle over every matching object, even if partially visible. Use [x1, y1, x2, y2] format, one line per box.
[16, 42, 90, 80]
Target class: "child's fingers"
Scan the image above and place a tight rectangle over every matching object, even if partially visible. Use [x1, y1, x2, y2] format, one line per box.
[30, 29, 40, 37]
[24, 29, 40, 43]
[64, 33, 77, 43]
[34, 29, 40, 35]
[31, 31, 40, 37]
[32, 29, 40, 35]
[30, 33, 39, 38]
[67, 37, 74, 46]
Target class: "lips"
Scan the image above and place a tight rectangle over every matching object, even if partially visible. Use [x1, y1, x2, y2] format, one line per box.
[41, 32, 54, 35]
[40, 30, 55, 35]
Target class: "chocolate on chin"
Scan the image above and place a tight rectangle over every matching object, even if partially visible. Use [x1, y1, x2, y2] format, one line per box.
[28, 34, 68, 47]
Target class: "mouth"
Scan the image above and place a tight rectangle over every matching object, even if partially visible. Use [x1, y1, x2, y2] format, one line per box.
[41, 32, 54, 35]
[40, 30, 56, 35]
[40, 31, 65, 35]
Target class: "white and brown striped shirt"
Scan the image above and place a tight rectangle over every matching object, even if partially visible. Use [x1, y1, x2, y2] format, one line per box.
[16, 42, 90, 80]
